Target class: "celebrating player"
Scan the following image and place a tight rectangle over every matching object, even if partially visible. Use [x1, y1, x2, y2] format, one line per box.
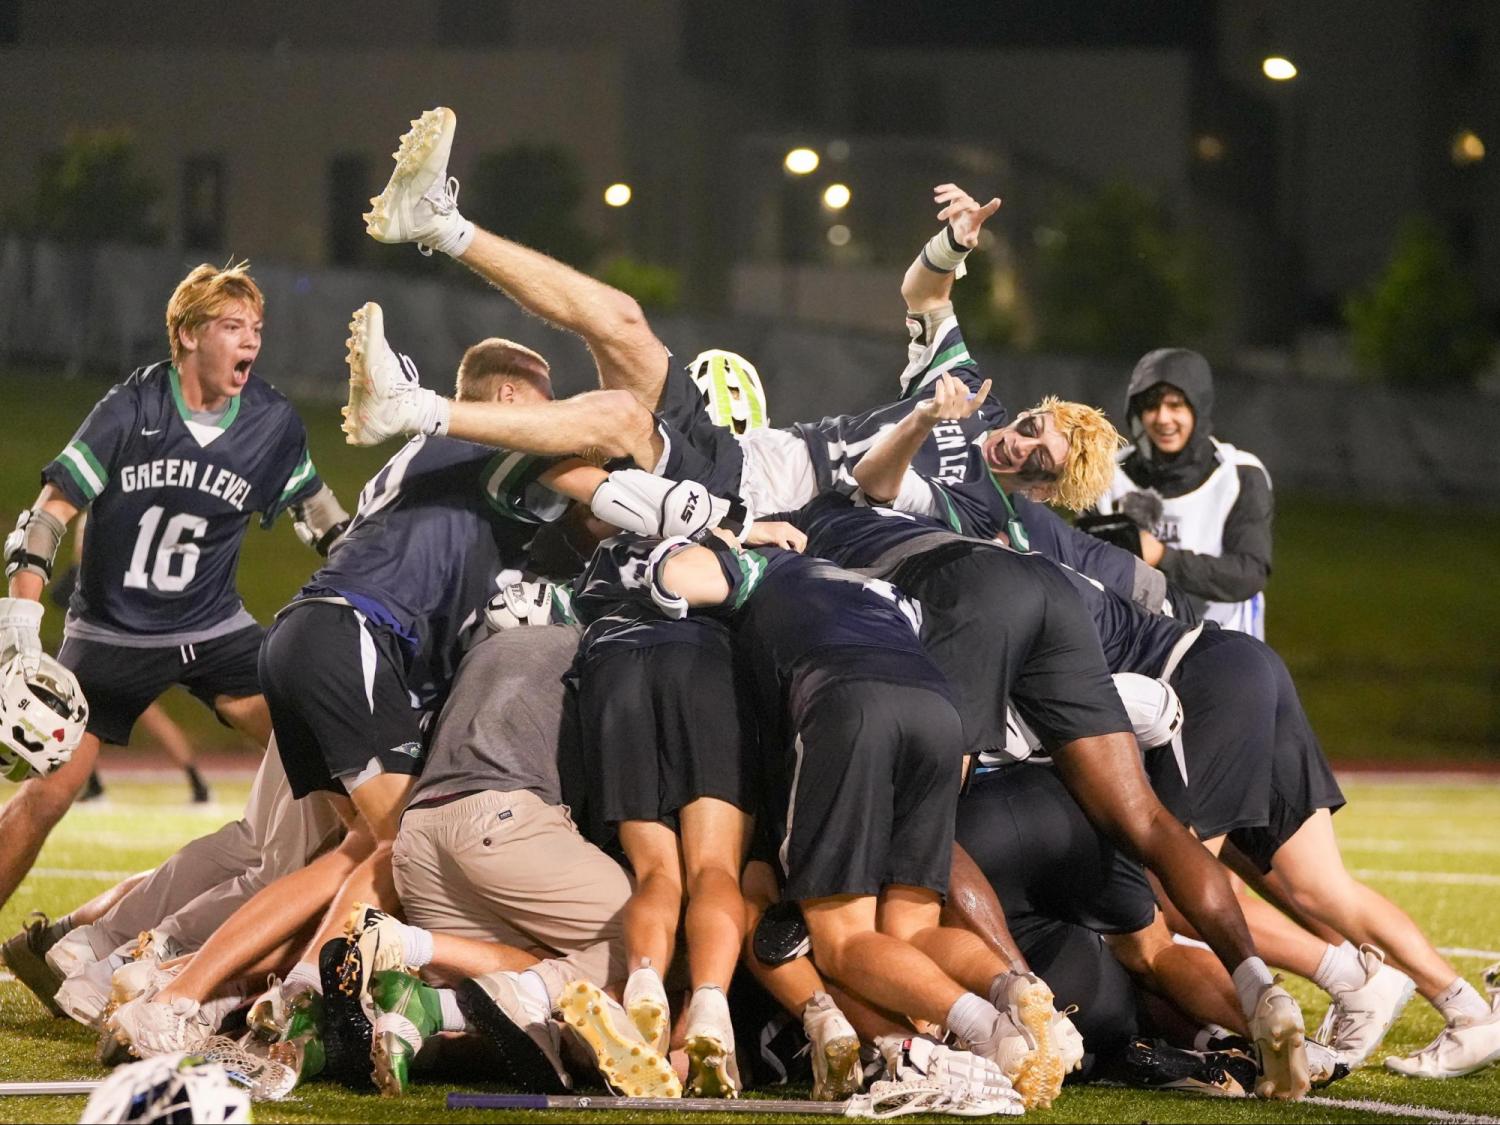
[0, 261, 347, 915]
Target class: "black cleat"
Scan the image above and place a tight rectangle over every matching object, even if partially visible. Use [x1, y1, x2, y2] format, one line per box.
[1, 913, 68, 1017]
[318, 936, 374, 1088]
[753, 900, 811, 967]
[186, 767, 211, 804]
[456, 976, 572, 1094]
[1113, 1037, 1254, 1098]
[79, 771, 106, 802]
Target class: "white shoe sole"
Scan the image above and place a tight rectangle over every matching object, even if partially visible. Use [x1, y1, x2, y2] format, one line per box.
[364, 108, 456, 241]
[1009, 979, 1063, 1110]
[684, 1033, 740, 1097]
[812, 1033, 862, 1101]
[626, 992, 669, 1056]
[1254, 995, 1311, 1099]
[558, 980, 680, 1098]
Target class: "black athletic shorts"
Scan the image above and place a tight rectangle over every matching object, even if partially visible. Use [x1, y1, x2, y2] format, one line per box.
[1146, 630, 1345, 872]
[653, 361, 746, 501]
[894, 544, 1131, 756]
[260, 602, 425, 800]
[576, 627, 759, 830]
[957, 762, 1149, 1072]
[777, 678, 964, 902]
[57, 623, 265, 746]
[958, 762, 1156, 940]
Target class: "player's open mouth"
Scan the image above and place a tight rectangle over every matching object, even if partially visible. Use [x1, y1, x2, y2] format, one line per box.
[232, 359, 253, 382]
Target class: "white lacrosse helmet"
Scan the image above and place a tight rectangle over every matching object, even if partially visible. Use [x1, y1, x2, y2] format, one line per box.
[0, 652, 87, 782]
[687, 349, 768, 433]
[1112, 672, 1184, 749]
[79, 1053, 251, 1124]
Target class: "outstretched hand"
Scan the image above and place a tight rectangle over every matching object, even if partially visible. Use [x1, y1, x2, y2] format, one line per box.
[915, 372, 993, 425]
[935, 183, 1002, 248]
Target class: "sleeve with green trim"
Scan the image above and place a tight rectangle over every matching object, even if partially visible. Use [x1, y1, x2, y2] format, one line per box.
[41, 384, 139, 508]
[898, 315, 988, 401]
[258, 412, 324, 528]
[479, 449, 570, 526]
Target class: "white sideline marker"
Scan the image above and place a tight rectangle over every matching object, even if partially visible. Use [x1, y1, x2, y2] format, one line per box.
[1309, 1095, 1500, 1123]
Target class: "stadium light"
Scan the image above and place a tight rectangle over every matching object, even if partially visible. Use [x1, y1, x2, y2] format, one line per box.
[603, 183, 632, 207]
[784, 147, 820, 175]
[826, 224, 851, 246]
[822, 183, 851, 210]
[1262, 56, 1298, 81]
[1452, 130, 1485, 166]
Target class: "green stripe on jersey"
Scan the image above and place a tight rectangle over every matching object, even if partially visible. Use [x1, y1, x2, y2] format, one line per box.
[481, 449, 549, 524]
[730, 550, 768, 611]
[278, 452, 317, 500]
[59, 441, 108, 500]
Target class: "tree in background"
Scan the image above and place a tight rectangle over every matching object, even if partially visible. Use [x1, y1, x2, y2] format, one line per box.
[1344, 216, 1494, 387]
[10, 129, 164, 245]
[1029, 181, 1215, 358]
[597, 256, 681, 312]
[468, 143, 601, 269]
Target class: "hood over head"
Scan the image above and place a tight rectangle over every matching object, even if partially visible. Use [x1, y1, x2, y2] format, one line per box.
[1122, 348, 1217, 494]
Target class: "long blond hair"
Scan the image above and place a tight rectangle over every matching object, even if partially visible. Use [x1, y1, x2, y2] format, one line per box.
[1031, 395, 1125, 511]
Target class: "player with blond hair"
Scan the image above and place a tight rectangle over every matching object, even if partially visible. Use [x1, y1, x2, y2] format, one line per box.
[0, 261, 349, 917]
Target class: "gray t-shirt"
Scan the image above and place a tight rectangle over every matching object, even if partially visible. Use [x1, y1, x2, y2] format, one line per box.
[410, 624, 581, 806]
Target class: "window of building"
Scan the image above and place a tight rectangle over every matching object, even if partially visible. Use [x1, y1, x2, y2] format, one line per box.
[327, 154, 371, 266]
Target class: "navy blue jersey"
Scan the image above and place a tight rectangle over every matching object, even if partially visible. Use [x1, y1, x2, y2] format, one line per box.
[792, 317, 1005, 495]
[785, 493, 955, 572]
[300, 435, 564, 707]
[1053, 562, 1189, 678]
[43, 362, 321, 638]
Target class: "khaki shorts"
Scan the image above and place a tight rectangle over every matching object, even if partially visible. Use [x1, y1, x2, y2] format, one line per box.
[393, 789, 631, 991]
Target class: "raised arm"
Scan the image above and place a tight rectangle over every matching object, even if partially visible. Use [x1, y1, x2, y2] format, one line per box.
[2, 486, 81, 672]
[853, 372, 990, 504]
[901, 183, 1002, 313]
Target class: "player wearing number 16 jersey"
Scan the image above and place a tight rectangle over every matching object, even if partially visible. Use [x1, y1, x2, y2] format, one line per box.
[0, 262, 348, 914]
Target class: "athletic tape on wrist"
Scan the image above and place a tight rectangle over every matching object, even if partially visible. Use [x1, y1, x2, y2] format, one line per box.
[920, 226, 970, 278]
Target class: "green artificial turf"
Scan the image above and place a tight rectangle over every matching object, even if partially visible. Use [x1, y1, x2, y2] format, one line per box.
[2, 776, 1498, 1122]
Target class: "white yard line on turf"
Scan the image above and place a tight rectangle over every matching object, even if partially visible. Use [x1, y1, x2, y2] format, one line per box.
[1344, 837, 1500, 854]
[1351, 868, 1500, 887]
[1308, 1095, 1500, 1123]
[29, 866, 138, 880]
[1439, 946, 1500, 961]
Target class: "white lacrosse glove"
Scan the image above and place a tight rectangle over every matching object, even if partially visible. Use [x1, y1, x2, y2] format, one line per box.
[589, 469, 745, 542]
[481, 581, 559, 632]
[0, 597, 44, 677]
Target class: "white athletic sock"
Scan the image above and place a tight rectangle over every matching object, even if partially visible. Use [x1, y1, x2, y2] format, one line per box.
[1312, 941, 1366, 995]
[284, 961, 322, 997]
[946, 992, 1001, 1046]
[517, 969, 553, 1016]
[436, 988, 469, 1033]
[1434, 977, 1489, 1023]
[1192, 1023, 1235, 1051]
[1232, 957, 1275, 1020]
[398, 923, 434, 970]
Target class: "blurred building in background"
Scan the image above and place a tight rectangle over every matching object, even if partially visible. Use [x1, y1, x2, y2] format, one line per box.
[0, 0, 1496, 358]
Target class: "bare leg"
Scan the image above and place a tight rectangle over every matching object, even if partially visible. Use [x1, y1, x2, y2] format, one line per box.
[617, 820, 684, 974]
[884, 885, 1013, 994]
[71, 870, 152, 926]
[1258, 810, 1460, 999]
[1106, 911, 1248, 1036]
[456, 227, 671, 408]
[680, 797, 752, 991]
[137, 702, 197, 770]
[941, 844, 1030, 972]
[213, 693, 273, 748]
[0, 731, 99, 911]
[803, 894, 966, 1026]
[446, 388, 662, 470]
[418, 933, 540, 988]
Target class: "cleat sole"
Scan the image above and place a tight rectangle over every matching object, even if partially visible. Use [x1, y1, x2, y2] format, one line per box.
[627, 994, 668, 1054]
[559, 980, 680, 1098]
[685, 1034, 740, 1098]
[1254, 989, 1311, 1100]
[1012, 979, 1064, 1110]
[370, 1031, 407, 1098]
[814, 1034, 863, 1101]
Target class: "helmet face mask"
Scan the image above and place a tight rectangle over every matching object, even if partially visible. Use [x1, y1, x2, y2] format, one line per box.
[80, 1053, 252, 1124]
[0, 653, 87, 783]
[688, 349, 768, 434]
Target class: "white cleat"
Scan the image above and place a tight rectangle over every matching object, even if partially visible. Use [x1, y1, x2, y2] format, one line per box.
[364, 107, 466, 254]
[802, 991, 862, 1102]
[557, 979, 681, 1098]
[975, 971, 1065, 1109]
[1250, 979, 1311, 1100]
[54, 955, 118, 1028]
[340, 302, 443, 446]
[683, 985, 741, 1097]
[623, 963, 671, 1056]
[1386, 975, 1500, 1079]
[1315, 945, 1416, 1068]
[879, 1033, 1020, 1107]
[44, 926, 101, 980]
[110, 995, 216, 1059]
